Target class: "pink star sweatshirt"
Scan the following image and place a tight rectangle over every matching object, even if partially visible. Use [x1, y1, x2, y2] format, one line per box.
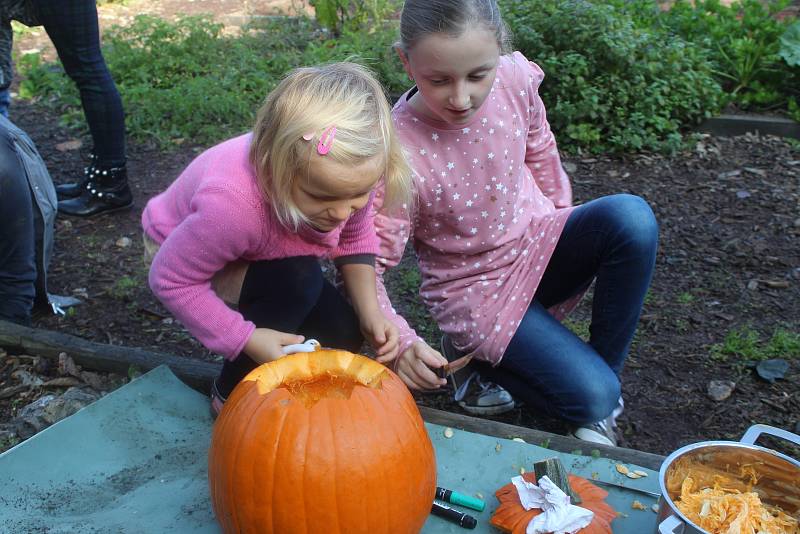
[374, 52, 577, 365]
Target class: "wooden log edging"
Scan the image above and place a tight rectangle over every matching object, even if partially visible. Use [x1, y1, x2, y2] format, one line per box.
[0, 319, 219, 391]
[419, 406, 664, 470]
[0, 320, 665, 469]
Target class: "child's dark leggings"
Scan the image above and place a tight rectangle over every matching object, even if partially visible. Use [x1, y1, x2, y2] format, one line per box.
[214, 256, 363, 399]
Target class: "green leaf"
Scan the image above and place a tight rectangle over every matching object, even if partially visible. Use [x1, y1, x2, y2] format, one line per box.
[778, 21, 800, 67]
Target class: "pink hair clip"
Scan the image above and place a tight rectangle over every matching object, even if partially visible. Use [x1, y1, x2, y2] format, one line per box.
[316, 126, 336, 155]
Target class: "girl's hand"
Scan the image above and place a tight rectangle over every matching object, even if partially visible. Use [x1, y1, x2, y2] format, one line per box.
[394, 341, 448, 391]
[361, 313, 400, 362]
[244, 328, 305, 365]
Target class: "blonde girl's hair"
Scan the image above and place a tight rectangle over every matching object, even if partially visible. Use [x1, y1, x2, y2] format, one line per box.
[398, 0, 512, 53]
[249, 62, 412, 230]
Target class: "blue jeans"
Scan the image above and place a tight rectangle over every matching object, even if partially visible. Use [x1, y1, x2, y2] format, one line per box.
[0, 123, 36, 325]
[475, 194, 658, 425]
[0, 88, 9, 117]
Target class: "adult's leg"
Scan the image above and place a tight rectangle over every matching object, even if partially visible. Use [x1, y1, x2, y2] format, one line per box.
[30, 0, 125, 167]
[0, 19, 11, 118]
[32, 0, 132, 215]
[0, 125, 36, 325]
[214, 257, 363, 398]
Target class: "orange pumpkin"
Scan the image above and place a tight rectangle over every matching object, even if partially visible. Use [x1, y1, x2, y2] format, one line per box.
[491, 472, 617, 534]
[208, 349, 437, 534]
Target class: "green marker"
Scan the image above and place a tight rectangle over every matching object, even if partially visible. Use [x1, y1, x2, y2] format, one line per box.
[435, 486, 485, 512]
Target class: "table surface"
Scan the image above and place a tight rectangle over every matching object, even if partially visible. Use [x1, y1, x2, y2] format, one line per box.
[0, 366, 664, 533]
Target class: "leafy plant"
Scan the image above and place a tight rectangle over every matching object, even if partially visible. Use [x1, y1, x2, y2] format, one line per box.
[501, 0, 723, 153]
[643, 0, 799, 111]
[310, 0, 400, 34]
[779, 21, 800, 67]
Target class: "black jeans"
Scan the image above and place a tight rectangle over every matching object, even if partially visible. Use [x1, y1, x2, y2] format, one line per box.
[30, 0, 126, 167]
[214, 257, 364, 399]
[0, 124, 36, 325]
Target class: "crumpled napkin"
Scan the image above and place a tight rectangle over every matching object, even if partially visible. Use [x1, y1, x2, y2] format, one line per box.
[511, 475, 594, 534]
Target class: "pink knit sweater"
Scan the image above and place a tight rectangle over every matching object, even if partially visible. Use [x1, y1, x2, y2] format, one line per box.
[374, 52, 576, 365]
[142, 133, 379, 359]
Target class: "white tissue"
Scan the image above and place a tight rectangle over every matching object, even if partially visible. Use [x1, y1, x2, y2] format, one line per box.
[281, 339, 321, 355]
[511, 475, 594, 534]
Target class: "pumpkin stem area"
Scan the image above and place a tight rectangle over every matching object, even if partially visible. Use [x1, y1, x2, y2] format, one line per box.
[282, 372, 382, 407]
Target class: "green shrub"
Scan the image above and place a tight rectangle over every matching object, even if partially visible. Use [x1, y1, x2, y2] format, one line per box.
[310, 0, 401, 35]
[21, 15, 308, 147]
[300, 22, 408, 96]
[606, 0, 799, 114]
[18, 15, 407, 148]
[652, 0, 797, 111]
[501, 0, 723, 153]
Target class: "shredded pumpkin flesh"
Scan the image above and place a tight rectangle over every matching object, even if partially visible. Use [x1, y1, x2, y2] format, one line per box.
[674, 475, 799, 534]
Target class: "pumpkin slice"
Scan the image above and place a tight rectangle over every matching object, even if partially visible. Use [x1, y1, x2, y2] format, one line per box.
[491, 472, 616, 534]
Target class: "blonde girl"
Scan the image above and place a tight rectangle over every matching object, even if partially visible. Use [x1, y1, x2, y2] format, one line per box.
[142, 63, 411, 414]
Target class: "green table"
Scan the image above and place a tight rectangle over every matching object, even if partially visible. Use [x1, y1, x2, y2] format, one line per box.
[0, 366, 662, 533]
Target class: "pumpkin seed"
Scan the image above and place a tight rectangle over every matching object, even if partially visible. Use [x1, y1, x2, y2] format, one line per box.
[615, 464, 630, 475]
[443, 427, 454, 438]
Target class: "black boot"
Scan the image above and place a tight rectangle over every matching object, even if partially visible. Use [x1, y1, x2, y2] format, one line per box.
[58, 165, 133, 217]
[55, 154, 97, 200]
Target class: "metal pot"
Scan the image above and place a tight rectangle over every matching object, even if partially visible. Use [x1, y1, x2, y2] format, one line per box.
[655, 424, 800, 534]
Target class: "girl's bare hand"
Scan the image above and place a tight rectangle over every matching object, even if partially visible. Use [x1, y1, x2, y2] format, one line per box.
[394, 341, 448, 391]
[244, 328, 305, 364]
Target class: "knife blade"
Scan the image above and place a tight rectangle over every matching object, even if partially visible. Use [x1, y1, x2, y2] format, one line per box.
[436, 353, 474, 378]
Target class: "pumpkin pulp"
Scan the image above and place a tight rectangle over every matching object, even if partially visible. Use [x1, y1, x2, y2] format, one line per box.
[283, 373, 365, 407]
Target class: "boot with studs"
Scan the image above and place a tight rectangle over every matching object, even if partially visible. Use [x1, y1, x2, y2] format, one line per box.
[57, 163, 133, 217]
[55, 154, 98, 200]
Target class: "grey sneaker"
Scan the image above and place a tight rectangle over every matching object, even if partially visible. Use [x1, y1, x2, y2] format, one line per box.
[441, 335, 515, 416]
[454, 372, 516, 415]
[571, 417, 618, 447]
[611, 395, 624, 430]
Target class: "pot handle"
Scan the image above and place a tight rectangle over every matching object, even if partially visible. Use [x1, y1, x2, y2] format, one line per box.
[658, 514, 685, 534]
[740, 424, 800, 447]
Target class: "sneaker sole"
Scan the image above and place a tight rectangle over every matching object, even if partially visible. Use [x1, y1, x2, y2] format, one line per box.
[569, 429, 616, 447]
[458, 400, 516, 416]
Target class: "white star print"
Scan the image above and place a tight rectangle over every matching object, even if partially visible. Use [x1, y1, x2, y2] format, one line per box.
[466, 200, 473, 207]
[447, 162, 455, 170]
[470, 227, 478, 234]
[453, 193, 461, 200]
[481, 211, 488, 218]
[431, 133, 439, 141]
[488, 153, 494, 159]
[419, 148, 427, 155]
[462, 127, 470, 134]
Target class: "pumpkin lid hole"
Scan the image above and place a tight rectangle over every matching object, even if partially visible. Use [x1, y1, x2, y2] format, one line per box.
[283, 372, 383, 407]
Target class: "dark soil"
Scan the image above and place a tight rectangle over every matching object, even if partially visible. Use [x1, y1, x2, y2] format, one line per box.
[5, 1, 800, 459]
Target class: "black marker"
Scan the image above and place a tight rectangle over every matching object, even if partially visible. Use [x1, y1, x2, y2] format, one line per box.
[431, 500, 477, 529]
